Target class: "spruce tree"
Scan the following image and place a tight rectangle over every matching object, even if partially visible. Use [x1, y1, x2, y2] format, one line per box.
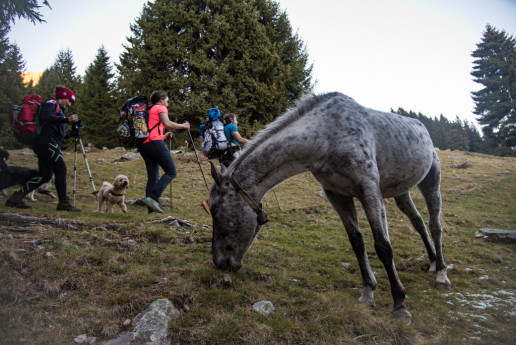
[117, 0, 313, 134]
[0, 24, 26, 149]
[0, 0, 51, 28]
[78, 46, 118, 148]
[471, 25, 516, 153]
[35, 49, 82, 100]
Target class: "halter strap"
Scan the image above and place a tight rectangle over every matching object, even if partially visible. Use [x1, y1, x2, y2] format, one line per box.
[229, 174, 268, 224]
[109, 189, 125, 197]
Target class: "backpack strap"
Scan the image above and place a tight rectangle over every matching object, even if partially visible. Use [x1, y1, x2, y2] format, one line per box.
[146, 104, 162, 135]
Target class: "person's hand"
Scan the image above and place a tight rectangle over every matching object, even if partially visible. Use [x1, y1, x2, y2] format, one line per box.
[164, 132, 173, 140]
[183, 121, 190, 130]
[68, 114, 78, 122]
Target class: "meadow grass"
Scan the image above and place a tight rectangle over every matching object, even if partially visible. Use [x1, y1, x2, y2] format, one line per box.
[0, 141, 515, 344]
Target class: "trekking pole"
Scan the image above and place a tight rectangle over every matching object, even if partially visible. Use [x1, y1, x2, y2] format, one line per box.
[187, 129, 210, 191]
[76, 131, 96, 193]
[272, 188, 282, 211]
[169, 134, 173, 209]
[73, 136, 78, 205]
[187, 129, 212, 215]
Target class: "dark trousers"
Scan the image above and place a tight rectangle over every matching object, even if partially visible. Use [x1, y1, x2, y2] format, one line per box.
[219, 146, 238, 168]
[138, 140, 177, 202]
[22, 141, 67, 198]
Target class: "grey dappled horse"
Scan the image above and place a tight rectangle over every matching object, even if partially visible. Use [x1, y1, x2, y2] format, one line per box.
[208, 92, 451, 320]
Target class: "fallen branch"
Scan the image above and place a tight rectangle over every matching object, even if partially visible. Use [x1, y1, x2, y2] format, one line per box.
[146, 216, 194, 227]
[0, 212, 86, 230]
[3, 227, 37, 233]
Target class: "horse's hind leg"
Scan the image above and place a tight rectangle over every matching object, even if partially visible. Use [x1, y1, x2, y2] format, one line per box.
[394, 192, 437, 271]
[417, 152, 451, 290]
[323, 189, 377, 308]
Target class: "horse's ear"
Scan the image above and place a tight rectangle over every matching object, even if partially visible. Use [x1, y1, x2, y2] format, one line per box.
[220, 164, 227, 174]
[210, 161, 222, 186]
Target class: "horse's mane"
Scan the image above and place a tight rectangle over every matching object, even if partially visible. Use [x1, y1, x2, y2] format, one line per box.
[231, 92, 343, 171]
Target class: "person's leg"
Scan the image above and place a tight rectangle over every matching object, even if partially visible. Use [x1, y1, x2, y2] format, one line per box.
[139, 142, 160, 199]
[38, 142, 80, 212]
[219, 147, 236, 168]
[138, 142, 163, 213]
[154, 141, 177, 200]
[6, 143, 53, 209]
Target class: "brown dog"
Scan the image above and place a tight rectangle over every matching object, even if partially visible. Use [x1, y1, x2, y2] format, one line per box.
[96, 175, 129, 213]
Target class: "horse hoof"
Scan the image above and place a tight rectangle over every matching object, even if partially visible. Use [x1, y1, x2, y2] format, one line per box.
[358, 296, 376, 309]
[358, 288, 375, 308]
[391, 308, 412, 323]
[436, 271, 451, 290]
[436, 281, 452, 291]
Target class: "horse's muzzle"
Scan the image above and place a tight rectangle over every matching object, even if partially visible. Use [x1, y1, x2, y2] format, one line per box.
[213, 255, 243, 272]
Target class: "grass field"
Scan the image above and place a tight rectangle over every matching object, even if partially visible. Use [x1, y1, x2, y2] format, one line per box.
[0, 141, 515, 344]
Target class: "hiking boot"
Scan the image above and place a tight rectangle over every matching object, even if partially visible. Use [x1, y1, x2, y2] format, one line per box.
[5, 191, 31, 209]
[141, 197, 163, 213]
[56, 196, 81, 212]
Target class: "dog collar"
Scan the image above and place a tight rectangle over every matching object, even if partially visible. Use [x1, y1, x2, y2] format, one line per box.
[109, 189, 125, 197]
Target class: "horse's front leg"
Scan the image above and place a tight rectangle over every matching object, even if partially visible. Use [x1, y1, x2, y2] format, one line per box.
[323, 189, 377, 308]
[359, 186, 412, 321]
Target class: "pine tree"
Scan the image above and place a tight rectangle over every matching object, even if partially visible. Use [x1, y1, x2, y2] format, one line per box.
[0, 0, 51, 28]
[471, 24, 516, 153]
[117, 0, 313, 134]
[0, 24, 27, 149]
[35, 49, 82, 100]
[78, 46, 118, 148]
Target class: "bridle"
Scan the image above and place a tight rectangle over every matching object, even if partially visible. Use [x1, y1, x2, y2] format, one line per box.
[229, 174, 268, 225]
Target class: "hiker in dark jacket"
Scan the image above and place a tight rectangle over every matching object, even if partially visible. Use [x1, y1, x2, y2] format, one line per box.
[5, 85, 81, 211]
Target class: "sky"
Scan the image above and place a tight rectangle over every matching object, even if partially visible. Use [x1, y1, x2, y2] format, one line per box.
[8, 0, 516, 127]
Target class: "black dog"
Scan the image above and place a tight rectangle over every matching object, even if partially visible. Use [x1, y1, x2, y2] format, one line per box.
[0, 148, 39, 195]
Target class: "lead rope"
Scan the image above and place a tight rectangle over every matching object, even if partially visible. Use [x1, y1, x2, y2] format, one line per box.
[229, 174, 268, 225]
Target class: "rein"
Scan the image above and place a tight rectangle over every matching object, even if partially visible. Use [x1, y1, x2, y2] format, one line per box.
[229, 174, 268, 225]
[109, 189, 125, 197]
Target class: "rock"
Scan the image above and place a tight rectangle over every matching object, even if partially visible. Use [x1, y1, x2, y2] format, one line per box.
[112, 152, 141, 163]
[102, 298, 180, 345]
[74, 334, 87, 344]
[340, 262, 351, 270]
[454, 160, 472, 169]
[252, 301, 275, 316]
[477, 228, 516, 242]
[20, 148, 33, 155]
[97, 158, 105, 163]
[222, 273, 233, 285]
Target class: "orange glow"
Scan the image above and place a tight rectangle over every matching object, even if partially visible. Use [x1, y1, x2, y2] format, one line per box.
[22, 71, 43, 86]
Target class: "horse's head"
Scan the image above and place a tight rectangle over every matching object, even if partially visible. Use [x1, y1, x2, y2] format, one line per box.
[209, 162, 264, 272]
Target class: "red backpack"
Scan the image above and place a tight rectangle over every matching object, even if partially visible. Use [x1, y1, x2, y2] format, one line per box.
[9, 94, 44, 145]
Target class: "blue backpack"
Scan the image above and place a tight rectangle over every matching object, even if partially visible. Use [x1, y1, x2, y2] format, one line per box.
[201, 108, 227, 159]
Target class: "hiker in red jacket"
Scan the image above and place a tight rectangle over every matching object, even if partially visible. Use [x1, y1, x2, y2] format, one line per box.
[6, 85, 81, 211]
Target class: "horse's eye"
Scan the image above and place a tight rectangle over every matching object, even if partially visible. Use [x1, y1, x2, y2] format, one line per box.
[225, 245, 234, 252]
